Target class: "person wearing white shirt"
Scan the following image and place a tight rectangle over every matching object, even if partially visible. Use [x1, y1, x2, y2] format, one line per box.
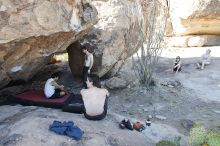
[44, 73, 65, 98]
[196, 49, 211, 70]
[82, 47, 94, 88]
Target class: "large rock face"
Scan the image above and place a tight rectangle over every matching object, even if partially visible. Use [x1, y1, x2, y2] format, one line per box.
[0, 0, 219, 88]
[68, 0, 148, 77]
[168, 0, 220, 36]
[164, 35, 220, 47]
[0, 0, 98, 88]
[165, 0, 220, 47]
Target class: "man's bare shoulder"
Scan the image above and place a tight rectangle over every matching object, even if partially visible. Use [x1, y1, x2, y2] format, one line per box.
[97, 87, 107, 91]
[99, 88, 109, 96]
[80, 89, 87, 94]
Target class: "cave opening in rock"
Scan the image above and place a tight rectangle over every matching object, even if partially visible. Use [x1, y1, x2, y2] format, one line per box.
[0, 43, 85, 105]
[42, 41, 86, 93]
[32, 41, 101, 92]
[0, 41, 100, 104]
[66, 41, 101, 88]
[66, 41, 84, 78]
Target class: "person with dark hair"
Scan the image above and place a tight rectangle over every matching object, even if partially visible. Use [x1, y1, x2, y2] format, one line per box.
[62, 77, 109, 120]
[44, 73, 66, 99]
[82, 47, 94, 88]
[80, 77, 109, 120]
[173, 56, 182, 73]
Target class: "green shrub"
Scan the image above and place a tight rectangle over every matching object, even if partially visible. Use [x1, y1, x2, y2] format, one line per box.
[156, 140, 177, 146]
[174, 136, 181, 146]
[188, 124, 207, 146]
[188, 124, 220, 146]
[207, 131, 220, 146]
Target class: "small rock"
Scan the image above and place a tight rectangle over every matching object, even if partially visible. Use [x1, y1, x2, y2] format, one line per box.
[148, 115, 153, 119]
[107, 136, 120, 146]
[213, 110, 220, 114]
[59, 142, 69, 146]
[161, 81, 168, 86]
[155, 115, 167, 120]
[202, 115, 209, 118]
[105, 77, 128, 89]
[138, 105, 144, 107]
[181, 119, 195, 131]
[173, 81, 181, 87]
[123, 104, 132, 108]
[143, 108, 148, 112]
[167, 85, 174, 88]
[121, 110, 127, 112]
[41, 139, 46, 143]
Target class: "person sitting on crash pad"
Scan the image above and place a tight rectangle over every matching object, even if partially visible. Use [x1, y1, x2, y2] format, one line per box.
[44, 73, 66, 99]
[81, 77, 110, 120]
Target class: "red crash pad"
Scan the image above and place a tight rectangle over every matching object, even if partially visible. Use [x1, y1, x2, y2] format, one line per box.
[9, 90, 72, 108]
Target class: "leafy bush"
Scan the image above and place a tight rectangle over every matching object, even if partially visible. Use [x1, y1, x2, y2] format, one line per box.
[207, 131, 220, 146]
[189, 124, 220, 146]
[189, 124, 207, 146]
[174, 136, 181, 146]
[156, 136, 181, 146]
[156, 140, 177, 146]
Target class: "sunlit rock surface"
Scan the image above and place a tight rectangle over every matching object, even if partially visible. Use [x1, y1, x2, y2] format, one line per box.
[68, 0, 149, 77]
[165, 0, 220, 47]
[0, 0, 98, 88]
[168, 0, 220, 35]
[1, 0, 219, 87]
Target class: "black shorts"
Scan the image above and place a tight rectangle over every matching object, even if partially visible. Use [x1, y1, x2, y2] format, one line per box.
[173, 67, 181, 72]
[63, 94, 109, 120]
[173, 62, 181, 72]
[50, 89, 63, 99]
[62, 94, 85, 114]
[84, 96, 108, 121]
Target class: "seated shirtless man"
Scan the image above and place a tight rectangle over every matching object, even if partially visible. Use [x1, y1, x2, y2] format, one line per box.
[44, 73, 66, 99]
[81, 77, 110, 120]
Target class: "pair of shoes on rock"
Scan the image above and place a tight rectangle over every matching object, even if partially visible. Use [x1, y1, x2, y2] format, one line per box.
[133, 121, 145, 132]
[119, 119, 133, 130]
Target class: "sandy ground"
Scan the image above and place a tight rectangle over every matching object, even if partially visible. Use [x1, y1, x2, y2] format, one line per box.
[0, 47, 220, 146]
